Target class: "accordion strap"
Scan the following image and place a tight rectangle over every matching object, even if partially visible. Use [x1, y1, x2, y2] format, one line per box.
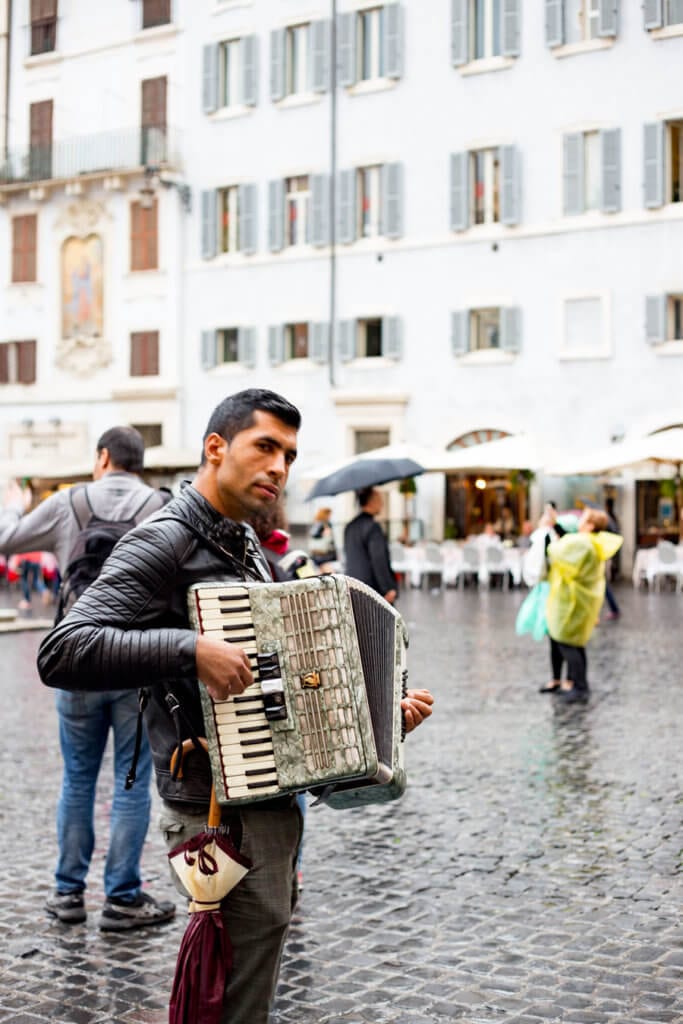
[162, 513, 265, 583]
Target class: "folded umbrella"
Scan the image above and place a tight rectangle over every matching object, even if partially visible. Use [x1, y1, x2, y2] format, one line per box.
[168, 738, 251, 1024]
[307, 457, 425, 500]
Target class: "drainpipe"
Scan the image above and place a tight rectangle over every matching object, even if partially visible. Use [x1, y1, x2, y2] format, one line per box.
[1, 0, 11, 162]
[328, 0, 337, 389]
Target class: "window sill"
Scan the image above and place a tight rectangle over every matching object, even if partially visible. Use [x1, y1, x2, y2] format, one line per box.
[458, 56, 515, 77]
[111, 383, 178, 400]
[213, 251, 253, 263]
[558, 348, 611, 362]
[126, 268, 165, 277]
[649, 23, 683, 40]
[550, 37, 615, 59]
[207, 362, 250, 373]
[457, 349, 516, 366]
[275, 92, 323, 110]
[650, 340, 683, 355]
[209, 104, 254, 121]
[347, 77, 398, 97]
[213, 0, 253, 12]
[7, 280, 42, 288]
[275, 358, 319, 372]
[345, 356, 397, 368]
[134, 24, 179, 45]
[24, 50, 62, 69]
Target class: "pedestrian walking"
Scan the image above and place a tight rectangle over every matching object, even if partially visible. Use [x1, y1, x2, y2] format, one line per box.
[0, 426, 174, 929]
[344, 486, 397, 604]
[37, 388, 433, 1024]
[308, 507, 338, 571]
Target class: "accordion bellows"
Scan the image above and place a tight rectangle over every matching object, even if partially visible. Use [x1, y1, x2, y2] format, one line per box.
[188, 574, 408, 809]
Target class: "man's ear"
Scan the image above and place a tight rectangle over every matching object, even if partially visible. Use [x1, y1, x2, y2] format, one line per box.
[203, 432, 228, 465]
[99, 447, 111, 471]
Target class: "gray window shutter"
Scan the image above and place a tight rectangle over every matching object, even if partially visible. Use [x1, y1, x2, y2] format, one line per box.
[337, 12, 357, 87]
[500, 145, 521, 226]
[545, 0, 564, 47]
[310, 174, 329, 247]
[383, 3, 403, 80]
[310, 322, 329, 364]
[201, 329, 217, 370]
[270, 28, 286, 102]
[238, 327, 256, 368]
[382, 316, 403, 360]
[239, 184, 257, 255]
[502, 0, 521, 57]
[381, 162, 404, 239]
[598, 0, 618, 37]
[451, 312, 469, 356]
[451, 0, 469, 66]
[501, 308, 522, 353]
[601, 128, 621, 213]
[268, 325, 284, 366]
[338, 320, 356, 362]
[338, 168, 357, 244]
[241, 35, 259, 107]
[645, 296, 666, 344]
[644, 122, 665, 209]
[563, 132, 584, 216]
[310, 19, 330, 93]
[201, 189, 218, 259]
[268, 179, 285, 252]
[450, 152, 469, 232]
[202, 44, 219, 114]
[643, 0, 663, 30]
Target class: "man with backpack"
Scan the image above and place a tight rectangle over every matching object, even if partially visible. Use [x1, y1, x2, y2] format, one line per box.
[0, 426, 176, 930]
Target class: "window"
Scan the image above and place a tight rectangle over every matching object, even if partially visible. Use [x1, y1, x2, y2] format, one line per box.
[470, 308, 500, 350]
[670, 121, 683, 203]
[131, 423, 162, 447]
[141, 76, 167, 164]
[472, 0, 501, 59]
[452, 0, 520, 65]
[217, 328, 239, 364]
[29, 99, 53, 179]
[219, 186, 241, 253]
[564, 0, 601, 44]
[355, 429, 390, 454]
[130, 331, 159, 376]
[142, 0, 171, 29]
[338, 4, 402, 86]
[564, 297, 603, 353]
[359, 7, 385, 80]
[563, 129, 621, 215]
[358, 165, 382, 237]
[284, 323, 309, 359]
[11, 215, 37, 283]
[130, 199, 158, 271]
[286, 24, 310, 95]
[358, 318, 383, 357]
[664, 0, 683, 26]
[646, 294, 683, 344]
[219, 39, 242, 108]
[285, 176, 310, 247]
[0, 341, 37, 384]
[471, 148, 500, 225]
[30, 0, 57, 55]
[671, 296, 683, 340]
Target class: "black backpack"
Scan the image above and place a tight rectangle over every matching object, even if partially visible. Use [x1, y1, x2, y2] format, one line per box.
[55, 484, 168, 624]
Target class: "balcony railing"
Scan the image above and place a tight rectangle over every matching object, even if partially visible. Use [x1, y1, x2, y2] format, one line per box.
[0, 126, 180, 187]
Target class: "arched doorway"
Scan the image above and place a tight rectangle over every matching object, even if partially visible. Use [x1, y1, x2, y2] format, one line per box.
[444, 429, 529, 540]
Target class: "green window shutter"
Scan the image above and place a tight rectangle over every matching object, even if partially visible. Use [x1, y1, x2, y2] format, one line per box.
[382, 316, 403, 360]
[310, 322, 330, 364]
[545, 0, 564, 47]
[598, 0, 618, 37]
[337, 12, 357, 86]
[310, 19, 330, 93]
[201, 329, 217, 370]
[270, 28, 286, 101]
[383, 2, 403, 80]
[310, 174, 330, 247]
[645, 296, 666, 344]
[563, 133, 584, 216]
[451, 0, 468, 66]
[201, 190, 217, 259]
[338, 320, 356, 362]
[601, 129, 621, 213]
[268, 179, 285, 252]
[643, 122, 665, 209]
[239, 184, 257, 255]
[450, 152, 469, 231]
[502, 0, 521, 57]
[451, 311, 469, 356]
[241, 35, 259, 106]
[238, 327, 256, 368]
[338, 168, 357, 244]
[500, 145, 521, 226]
[268, 325, 284, 366]
[381, 162, 404, 239]
[202, 43, 219, 113]
[643, 0, 663, 30]
[501, 308, 522, 353]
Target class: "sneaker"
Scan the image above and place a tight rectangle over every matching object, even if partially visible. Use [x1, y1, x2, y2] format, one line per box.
[606, 611, 620, 620]
[99, 891, 176, 932]
[45, 890, 86, 924]
[297, 870, 304, 892]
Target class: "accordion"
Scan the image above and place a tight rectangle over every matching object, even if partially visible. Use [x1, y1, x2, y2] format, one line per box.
[187, 574, 408, 809]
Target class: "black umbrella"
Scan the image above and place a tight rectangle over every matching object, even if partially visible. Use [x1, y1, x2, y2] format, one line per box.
[307, 457, 425, 500]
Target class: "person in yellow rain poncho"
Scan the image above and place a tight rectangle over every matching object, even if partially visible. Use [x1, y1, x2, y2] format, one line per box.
[546, 508, 622, 704]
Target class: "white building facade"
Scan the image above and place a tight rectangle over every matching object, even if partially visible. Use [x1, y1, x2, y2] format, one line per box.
[1, 0, 682, 565]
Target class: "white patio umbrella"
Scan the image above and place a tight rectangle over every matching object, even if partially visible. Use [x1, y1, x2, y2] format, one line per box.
[545, 429, 683, 476]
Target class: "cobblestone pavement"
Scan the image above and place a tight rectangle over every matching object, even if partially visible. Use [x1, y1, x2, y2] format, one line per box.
[0, 584, 681, 1023]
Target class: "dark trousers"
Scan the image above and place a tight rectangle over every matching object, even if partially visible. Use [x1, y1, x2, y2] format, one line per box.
[550, 637, 588, 691]
[605, 584, 620, 614]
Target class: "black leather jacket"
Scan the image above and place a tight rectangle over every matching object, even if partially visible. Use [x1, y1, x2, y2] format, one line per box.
[37, 484, 270, 810]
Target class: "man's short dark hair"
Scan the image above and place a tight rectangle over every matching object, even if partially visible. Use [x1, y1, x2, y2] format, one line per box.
[96, 426, 145, 473]
[201, 389, 302, 463]
[356, 486, 376, 507]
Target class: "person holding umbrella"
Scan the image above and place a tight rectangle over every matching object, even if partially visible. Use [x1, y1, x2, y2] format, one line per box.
[344, 486, 398, 604]
[37, 388, 433, 1024]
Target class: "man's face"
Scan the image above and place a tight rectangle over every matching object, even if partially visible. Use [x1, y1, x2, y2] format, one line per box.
[209, 410, 298, 520]
[366, 489, 383, 516]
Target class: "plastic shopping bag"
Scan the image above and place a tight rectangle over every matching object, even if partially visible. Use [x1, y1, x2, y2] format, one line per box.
[515, 581, 550, 642]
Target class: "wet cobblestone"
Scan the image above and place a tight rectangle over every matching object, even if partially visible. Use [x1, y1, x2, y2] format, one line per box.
[0, 585, 681, 1022]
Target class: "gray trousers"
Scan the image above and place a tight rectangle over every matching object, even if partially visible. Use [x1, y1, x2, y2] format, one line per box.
[160, 801, 303, 1024]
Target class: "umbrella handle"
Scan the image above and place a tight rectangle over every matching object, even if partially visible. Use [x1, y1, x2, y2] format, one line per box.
[170, 737, 222, 830]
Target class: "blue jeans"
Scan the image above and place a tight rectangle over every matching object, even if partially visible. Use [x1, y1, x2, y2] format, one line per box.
[20, 560, 45, 602]
[55, 688, 152, 901]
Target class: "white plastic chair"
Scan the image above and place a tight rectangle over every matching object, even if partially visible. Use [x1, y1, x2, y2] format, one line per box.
[422, 542, 444, 591]
[650, 540, 683, 591]
[459, 543, 481, 587]
[484, 545, 506, 589]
